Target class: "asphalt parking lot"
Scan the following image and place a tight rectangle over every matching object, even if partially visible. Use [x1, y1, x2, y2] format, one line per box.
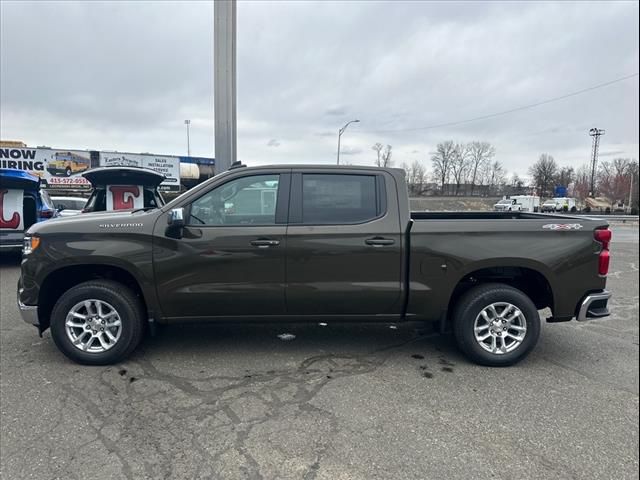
[0, 225, 638, 480]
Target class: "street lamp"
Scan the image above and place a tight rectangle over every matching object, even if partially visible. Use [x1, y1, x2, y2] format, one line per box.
[184, 119, 191, 157]
[336, 119, 360, 165]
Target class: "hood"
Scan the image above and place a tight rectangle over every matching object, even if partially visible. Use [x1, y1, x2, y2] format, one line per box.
[27, 208, 157, 235]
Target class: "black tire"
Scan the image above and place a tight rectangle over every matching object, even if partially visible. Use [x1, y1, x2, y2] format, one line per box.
[50, 280, 145, 365]
[452, 283, 540, 367]
[65, 167, 72, 176]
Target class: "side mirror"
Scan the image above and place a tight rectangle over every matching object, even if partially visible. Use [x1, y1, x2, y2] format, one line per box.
[167, 207, 185, 228]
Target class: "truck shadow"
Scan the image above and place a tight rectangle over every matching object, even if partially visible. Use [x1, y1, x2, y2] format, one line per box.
[131, 321, 462, 372]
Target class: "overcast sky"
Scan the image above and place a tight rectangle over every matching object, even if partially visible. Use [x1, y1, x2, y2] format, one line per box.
[1, 1, 638, 177]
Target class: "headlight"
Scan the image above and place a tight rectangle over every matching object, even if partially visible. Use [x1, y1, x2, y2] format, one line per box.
[23, 236, 41, 255]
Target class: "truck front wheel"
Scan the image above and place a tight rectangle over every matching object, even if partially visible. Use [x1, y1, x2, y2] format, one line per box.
[452, 283, 540, 366]
[50, 280, 145, 365]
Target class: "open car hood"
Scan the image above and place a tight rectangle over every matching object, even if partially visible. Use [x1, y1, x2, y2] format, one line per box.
[82, 166, 165, 188]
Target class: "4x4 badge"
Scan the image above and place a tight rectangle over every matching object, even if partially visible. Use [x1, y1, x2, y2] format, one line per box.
[542, 223, 583, 230]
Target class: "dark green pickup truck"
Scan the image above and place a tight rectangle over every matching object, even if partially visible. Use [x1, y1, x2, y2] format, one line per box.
[18, 165, 612, 366]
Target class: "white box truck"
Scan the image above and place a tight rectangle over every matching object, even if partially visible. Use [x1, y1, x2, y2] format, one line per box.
[494, 195, 540, 212]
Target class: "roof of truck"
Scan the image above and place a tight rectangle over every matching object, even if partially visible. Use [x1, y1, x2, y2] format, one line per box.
[0, 168, 41, 189]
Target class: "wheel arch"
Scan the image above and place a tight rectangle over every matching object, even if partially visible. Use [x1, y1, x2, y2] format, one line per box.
[37, 263, 153, 331]
[447, 262, 555, 324]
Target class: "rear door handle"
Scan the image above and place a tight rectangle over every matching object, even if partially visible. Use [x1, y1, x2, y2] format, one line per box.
[365, 237, 395, 246]
[250, 239, 280, 248]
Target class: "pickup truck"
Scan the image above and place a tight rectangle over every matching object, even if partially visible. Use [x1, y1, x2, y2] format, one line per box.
[17, 165, 612, 366]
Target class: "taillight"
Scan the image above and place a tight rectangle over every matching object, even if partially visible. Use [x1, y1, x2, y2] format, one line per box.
[598, 250, 610, 276]
[594, 229, 611, 250]
[594, 228, 612, 276]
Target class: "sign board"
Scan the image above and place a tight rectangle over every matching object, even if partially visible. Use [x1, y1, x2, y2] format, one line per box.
[0, 189, 24, 230]
[0, 147, 91, 188]
[99, 152, 180, 191]
[106, 185, 144, 211]
[0, 147, 185, 191]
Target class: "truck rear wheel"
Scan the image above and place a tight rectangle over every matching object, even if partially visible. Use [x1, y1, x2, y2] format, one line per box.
[452, 283, 540, 367]
[50, 280, 145, 365]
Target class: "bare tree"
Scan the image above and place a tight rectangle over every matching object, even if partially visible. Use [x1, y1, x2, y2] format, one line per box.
[467, 141, 495, 195]
[405, 159, 427, 195]
[431, 140, 456, 193]
[450, 143, 471, 195]
[529, 154, 558, 198]
[380, 145, 393, 167]
[489, 161, 506, 195]
[555, 166, 575, 189]
[372, 143, 383, 167]
[598, 158, 632, 202]
[573, 165, 591, 200]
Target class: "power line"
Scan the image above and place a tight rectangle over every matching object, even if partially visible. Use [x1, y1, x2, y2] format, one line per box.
[363, 72, 639, 134]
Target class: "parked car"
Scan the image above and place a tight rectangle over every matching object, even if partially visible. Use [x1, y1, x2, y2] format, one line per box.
[81, 166, 165, 213]
[494, 195, 540, 212]
[51, 196, 87, 217]
[542, 197, 577, 213]
[0, 169, 56, 251]
[18, 165, 612, 366]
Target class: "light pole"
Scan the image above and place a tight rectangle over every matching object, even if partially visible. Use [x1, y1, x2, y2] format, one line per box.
[336, 119, 360, 165]
[588, 127, 605, 197]
[185, 119, 191, 157]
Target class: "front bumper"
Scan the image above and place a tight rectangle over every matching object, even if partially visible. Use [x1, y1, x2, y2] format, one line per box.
[17, 291, 39, 326]
[576, 290, 612, 322]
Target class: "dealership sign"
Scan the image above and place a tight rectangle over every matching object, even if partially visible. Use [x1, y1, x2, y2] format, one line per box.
[106, 185, 144, 211]
[0, 148, 91, 187]
[99, 152, 180, 191]
[0, 147, 181, 191]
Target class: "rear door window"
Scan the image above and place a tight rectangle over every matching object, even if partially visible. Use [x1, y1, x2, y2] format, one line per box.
[301, 174, 380, 224]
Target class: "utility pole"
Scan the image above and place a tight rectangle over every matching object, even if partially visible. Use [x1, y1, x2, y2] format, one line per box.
[336, 119, 359, 165]
[588, 128, 605, 197]
[184, 119, 191, 157]
[214, 0, 236, 173]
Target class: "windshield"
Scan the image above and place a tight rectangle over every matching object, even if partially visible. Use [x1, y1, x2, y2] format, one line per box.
[39, 190, 54, 210]
[497, 199, 512, 205]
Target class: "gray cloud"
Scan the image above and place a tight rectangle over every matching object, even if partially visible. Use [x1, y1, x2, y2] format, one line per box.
[339, 146, 363, 156]
[325, 107, 347, 116]
[267, 139, 281, 147]
[1, 1, 638, 177]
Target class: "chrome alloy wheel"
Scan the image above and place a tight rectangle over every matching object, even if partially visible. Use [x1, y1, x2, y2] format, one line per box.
[65, 299, 122, 353]
[473, 302, 527, 355]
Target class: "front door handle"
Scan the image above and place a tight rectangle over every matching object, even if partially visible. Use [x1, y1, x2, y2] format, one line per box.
[365, 237, 395, 246]
[250, 239, 280, 248]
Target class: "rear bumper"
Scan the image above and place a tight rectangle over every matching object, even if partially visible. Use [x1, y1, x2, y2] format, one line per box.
[576, 290, 612, 322]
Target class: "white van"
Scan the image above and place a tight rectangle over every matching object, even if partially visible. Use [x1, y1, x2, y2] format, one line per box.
[494, 195, 540, 212]
[542, 197, 577, 213]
